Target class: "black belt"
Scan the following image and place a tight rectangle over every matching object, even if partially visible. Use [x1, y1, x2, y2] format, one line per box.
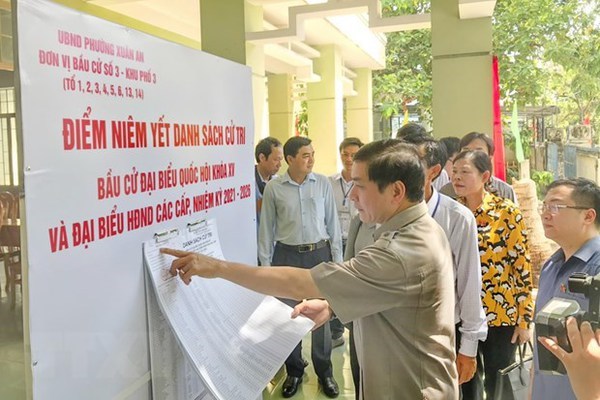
[276, 239, 329, 253]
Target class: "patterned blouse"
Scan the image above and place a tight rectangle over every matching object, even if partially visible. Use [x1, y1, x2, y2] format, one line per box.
[463, 192, 534, 328]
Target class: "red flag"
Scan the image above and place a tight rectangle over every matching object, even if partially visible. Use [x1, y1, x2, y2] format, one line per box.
[492, 56, 506, 181]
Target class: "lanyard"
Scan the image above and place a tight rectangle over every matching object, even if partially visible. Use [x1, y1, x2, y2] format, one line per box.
[430, 193, 441, 218]
[340, 178, 353, 206]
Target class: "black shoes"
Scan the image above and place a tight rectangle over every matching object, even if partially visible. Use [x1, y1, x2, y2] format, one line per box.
[320, 376, 339, 398]
[282, 375, 302, 398]
[281, 374, 338, 398]
[281, 359, 307, 397]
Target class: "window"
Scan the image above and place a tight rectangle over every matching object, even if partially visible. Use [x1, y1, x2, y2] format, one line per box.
[0, 87, 17, 186]
[0, 2, 12, 71]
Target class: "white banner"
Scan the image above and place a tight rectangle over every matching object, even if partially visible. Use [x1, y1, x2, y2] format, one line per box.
[17, 0, 256, 398]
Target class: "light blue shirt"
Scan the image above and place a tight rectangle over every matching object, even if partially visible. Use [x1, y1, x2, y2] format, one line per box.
[258, 171, 343, 266]
[427, 189, 488, 357]
[532, 236, 600, 400]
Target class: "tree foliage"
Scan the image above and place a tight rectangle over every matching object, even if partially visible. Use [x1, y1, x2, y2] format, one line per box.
[492, 0, 577, 105]
[373, 1, 432, 121]
[543, 1, 600, 130]
[373, 0, 600, 133]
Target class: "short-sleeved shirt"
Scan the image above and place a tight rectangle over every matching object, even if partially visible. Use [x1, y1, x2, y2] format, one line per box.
[344, 215, 375, 261]
[329, 172, 358, 241]
[532, 236, 600, 400]
[311, 202, 458, 400]
[346, 192, 487, 357]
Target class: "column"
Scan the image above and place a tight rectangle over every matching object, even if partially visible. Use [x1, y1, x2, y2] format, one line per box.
[345, 68, 373, 144]
[200, 0, 245, 64]
[245, 2, 268, 143]
[431, 0, 493, 137]
[267, 74, 295, 144]
[307, 45, 344, 176]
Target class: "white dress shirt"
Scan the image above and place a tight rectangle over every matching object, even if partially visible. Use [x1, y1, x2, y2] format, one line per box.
[427, 188, 488, 357]
[329, 172, 358, 241]
[432, 169, 450, 192]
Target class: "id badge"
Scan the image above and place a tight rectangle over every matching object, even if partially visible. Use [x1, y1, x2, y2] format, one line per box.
[339, 210, 351, 235]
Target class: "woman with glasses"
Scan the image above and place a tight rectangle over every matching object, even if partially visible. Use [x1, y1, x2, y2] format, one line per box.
[451, 150, 534, 400]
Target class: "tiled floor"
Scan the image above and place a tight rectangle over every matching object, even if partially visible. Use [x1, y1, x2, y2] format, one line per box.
[0, 269, 26, 400]
[0, 266, 355, 400]
[263, 330, 356, 400]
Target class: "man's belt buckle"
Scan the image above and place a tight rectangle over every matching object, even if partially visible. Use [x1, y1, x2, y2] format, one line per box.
[298, 243, 315, 253]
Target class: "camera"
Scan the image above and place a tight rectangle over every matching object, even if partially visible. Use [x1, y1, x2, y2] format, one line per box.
[534, 271, 600, 374]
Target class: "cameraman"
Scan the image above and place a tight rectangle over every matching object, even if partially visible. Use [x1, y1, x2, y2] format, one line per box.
[538, 317, 600, 400]
[533, 178, 600, 399]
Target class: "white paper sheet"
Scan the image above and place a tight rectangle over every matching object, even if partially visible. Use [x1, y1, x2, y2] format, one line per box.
[144, 220, 314, 400]
[146, 274, 214, 400]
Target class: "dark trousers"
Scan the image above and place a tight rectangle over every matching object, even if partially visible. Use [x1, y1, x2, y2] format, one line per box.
[272, 242, 333, 379]
[330, 240, 347, 339]
[461, 326, 517, 400]
[348, 322, 360, 400]
[456, 324, 483, 399]
[330, 318, 345, 339]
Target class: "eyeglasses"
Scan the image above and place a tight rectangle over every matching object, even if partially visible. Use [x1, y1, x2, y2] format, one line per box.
[538, 203, 591, 215]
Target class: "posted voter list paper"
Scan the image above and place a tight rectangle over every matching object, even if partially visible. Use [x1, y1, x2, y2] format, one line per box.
[143, 219, 314, 400]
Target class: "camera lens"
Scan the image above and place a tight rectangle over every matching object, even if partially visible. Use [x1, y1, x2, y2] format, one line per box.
[568, 272, 591, 295]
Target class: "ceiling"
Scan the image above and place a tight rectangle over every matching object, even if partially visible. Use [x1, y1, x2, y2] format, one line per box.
[83, 0, 496, 87]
